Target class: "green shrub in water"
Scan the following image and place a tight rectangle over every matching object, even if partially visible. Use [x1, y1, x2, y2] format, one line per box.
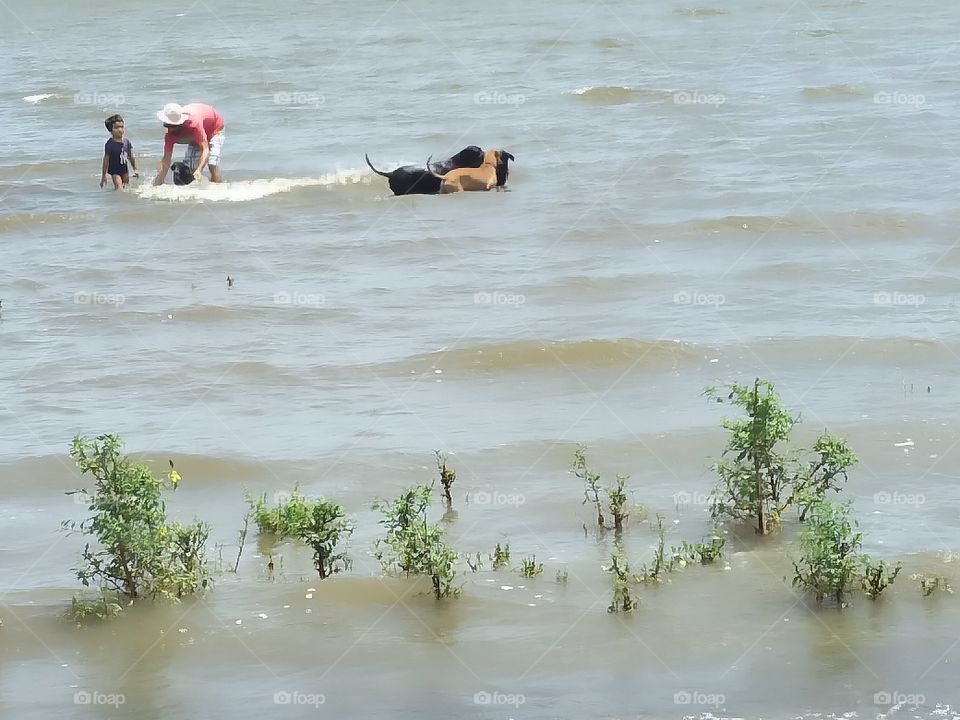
[707, 379, 856, 534]
[791, 497, 862, 605]
[491, 542, 511, 571]
[248, 488, 351, 579]
[374, 484, 460, 599]
[572, 445, 636, 534]
[608, 548, 637, 613]
[519, 555, 544, 578]
[63, 434, 211, 614]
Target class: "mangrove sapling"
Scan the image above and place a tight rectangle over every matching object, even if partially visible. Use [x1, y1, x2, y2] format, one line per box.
[519, 555, 544, 578]
[792, 434, 857, 521]
[465, 552, 483, 572]
[608, 474, 630, 536]
[302, 500, 352, 579]
[860, 558, 902, 599]
[63, 434, 212, 610]
[491, 543, 511, 571]
[639, 514, 679, 583]
[791, 498, 862, 605]
[572, 445, 638, 534]
[246, 486, 313, 537]
[677, 526, 726, 565]
[913, 573, 953, 597]
[572, 444, 605, 529]
[374, 484, 461, 599]
[248, 490, 352, 579]
[608, 549, 637, 613]
[233, 514, 250, 573]
[556, 567, 569, 585]
[67, 590, 123, 622]
[707, 379, 798, 535]
[435, 451, 456, 506]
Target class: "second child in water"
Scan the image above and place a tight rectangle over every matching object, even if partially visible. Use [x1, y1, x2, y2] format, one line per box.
[100, 114, 138, 190]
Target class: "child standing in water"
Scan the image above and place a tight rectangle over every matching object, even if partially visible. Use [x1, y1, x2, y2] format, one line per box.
[100, 114, 138, 189]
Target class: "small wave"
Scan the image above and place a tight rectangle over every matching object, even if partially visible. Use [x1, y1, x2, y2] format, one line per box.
[592, 38, 628, 49]
[134, 169, 373, 203]
[399, 338, 702, 375]
[565, 86, 670, 104]
[674, 7, 729, 16]
[22, 93, 60, 104]
[802, 84, 867, 100]
[798, 28, 841, 37]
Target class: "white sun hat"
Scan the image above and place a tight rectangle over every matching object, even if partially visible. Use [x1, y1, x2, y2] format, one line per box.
[157, 102, 191, 125]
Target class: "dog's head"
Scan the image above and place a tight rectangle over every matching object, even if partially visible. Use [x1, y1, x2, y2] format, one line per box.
[485, 150, 514, 186]
[171, 161, 194, 186]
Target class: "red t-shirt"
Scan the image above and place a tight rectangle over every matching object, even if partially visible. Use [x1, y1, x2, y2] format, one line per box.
[163, 103, 224, 154]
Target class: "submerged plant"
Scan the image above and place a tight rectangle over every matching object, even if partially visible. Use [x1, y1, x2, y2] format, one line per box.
[792, 498, 862, 605]
[860, 558, 902, 599]
[374, 484, 460, 599]
[491, 542, 511, 571]
[572, 444, 605, 529]
[519, 555, 544, 578]
[639, 514, 678, 583]
[608, 548, 637, 613]
[248, 489, 352, 579]
[707, 379, 858, 534]
[556, 567, 569, 585]
[677, 526, 726, 565]
[67, 589, 123, 622]
[913, 573, 953, 597]
[572, 445, 636, 534]
[63, 434, 212, 612]
[707, 379, 797, 535]
[435, 451, 457, 506]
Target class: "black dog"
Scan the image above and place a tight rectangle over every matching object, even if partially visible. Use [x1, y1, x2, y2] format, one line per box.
[365, 145, 484, 195]
[171, 161, 194, 186]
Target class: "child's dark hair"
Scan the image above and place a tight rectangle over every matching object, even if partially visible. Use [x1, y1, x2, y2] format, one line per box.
[104, 114, 123, 132]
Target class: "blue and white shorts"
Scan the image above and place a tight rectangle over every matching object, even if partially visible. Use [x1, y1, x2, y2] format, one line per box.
[184, 130, 225, 170]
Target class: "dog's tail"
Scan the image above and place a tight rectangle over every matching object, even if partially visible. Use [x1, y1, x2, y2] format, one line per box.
[364, 153, 392, 178]
[425, 155, 445, 179]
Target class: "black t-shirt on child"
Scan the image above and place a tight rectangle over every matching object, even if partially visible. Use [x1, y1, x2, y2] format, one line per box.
[104, 138, 133, 176]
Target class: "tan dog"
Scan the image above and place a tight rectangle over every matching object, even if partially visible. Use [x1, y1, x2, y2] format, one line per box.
[426, 149, 514, 193]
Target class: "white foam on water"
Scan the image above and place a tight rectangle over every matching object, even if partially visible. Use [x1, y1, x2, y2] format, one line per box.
[23, 93, 59, 104]
[134, 168, 374, 202]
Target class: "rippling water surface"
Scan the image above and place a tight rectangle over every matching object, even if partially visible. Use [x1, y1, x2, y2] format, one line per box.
[2, 0, 960, 718]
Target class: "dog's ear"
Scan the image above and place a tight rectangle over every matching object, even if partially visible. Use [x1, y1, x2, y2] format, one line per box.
[503, 152, 515, 162]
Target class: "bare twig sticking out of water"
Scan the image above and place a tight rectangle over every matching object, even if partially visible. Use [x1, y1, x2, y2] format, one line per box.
[234, 514, 249, 573]
[226, 275, 234, 289]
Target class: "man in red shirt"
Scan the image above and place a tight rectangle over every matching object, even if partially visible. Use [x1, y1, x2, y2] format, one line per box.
[153, 102, 226, 185]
